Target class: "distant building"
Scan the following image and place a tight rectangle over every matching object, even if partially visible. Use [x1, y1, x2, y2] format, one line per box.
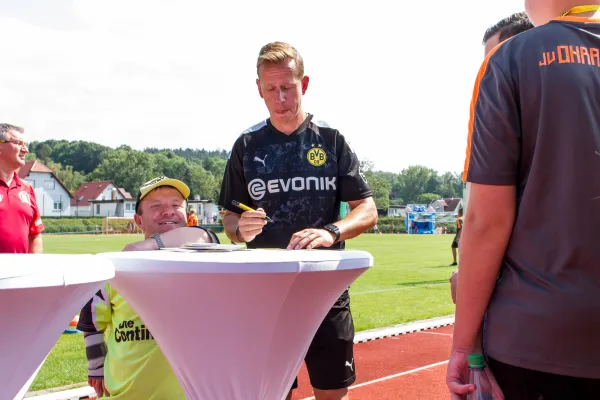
[187, 198, 220, 225]
[18, 160, 72, 217]
[386, 205, 407, 217]
[71, 181, 135, 217]
[429, 198, 463, 213]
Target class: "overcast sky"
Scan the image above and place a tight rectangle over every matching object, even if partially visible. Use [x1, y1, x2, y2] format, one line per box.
[0, 0, 526, 173]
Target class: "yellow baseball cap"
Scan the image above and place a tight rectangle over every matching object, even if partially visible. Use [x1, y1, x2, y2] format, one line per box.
[135, 176, 190, 213]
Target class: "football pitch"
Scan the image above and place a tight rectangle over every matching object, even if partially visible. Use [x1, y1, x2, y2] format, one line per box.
[30, 233, 456, 392]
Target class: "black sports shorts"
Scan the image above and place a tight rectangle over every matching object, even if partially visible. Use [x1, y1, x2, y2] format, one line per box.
[290, 290, 356, 391]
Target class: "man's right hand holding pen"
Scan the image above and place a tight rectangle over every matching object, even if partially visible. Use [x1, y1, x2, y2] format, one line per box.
[235, 208, 267, 243]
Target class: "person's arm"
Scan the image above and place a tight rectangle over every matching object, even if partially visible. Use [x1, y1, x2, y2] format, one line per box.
[218, 135, 259, 243]
[28, 234, 43, 253]
[331, 133, 378, 240]
[28, 189, 44, 253]
[77, 287, 111, 397]
[449, 269, 458, 304]
[335, 197, 378, 242]
[453, 184, 515, 348]
[288, 132, 377, 249]
[222, 211, 241, 243]
[447, 47, 520, 399]
[287, 197, 377, 250]
[223, 209, 267, 243]
[122, 226, 215, 251]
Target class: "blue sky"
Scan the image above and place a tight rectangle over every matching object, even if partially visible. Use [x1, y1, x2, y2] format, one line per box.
[0, 0, 525, 174]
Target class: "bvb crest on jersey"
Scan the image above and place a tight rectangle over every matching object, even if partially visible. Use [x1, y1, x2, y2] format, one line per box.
[307, 145, 327, 167]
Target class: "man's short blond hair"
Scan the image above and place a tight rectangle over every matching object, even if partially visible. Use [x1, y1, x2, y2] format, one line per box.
[256, 41, 304, 78]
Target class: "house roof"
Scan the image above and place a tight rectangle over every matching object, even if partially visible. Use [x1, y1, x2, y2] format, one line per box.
[89, 198, 136, 203]
[18, 160, 73, 198]
[119, 189, 133, 199]
[71, 181, 119, 206]
[443, 198, 462, 212]
[18, 160, 53, 177]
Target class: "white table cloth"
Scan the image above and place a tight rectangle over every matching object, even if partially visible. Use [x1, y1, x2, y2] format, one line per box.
[0, 254, 115, 400]
[105, 249, 372, 400]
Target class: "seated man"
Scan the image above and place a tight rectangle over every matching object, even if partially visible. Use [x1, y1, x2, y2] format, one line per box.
[77, 176, 218, 399]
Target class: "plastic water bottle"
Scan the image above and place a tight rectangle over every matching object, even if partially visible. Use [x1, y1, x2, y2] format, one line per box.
[467, 353, 494, 400]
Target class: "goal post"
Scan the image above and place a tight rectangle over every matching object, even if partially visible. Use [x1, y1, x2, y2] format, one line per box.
[102, 217, 141, 234]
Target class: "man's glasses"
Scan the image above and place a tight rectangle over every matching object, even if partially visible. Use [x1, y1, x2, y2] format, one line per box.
[0, 139, 28, 148]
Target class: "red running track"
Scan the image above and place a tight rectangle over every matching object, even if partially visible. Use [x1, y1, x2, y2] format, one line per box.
[291, 325, 454, 400]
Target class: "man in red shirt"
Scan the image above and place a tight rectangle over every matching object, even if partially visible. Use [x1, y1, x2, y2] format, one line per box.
[0, 123, 44, 253]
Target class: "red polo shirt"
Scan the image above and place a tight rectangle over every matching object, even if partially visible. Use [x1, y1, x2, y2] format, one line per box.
[0, 173, 44, 253]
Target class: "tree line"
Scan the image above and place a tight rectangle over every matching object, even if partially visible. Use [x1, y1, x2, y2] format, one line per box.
[361, 160, 464, 210]
[27, 140, 464, 210]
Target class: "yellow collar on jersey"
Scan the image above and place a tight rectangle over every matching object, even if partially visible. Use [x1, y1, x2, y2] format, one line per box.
[561, 5, 600, 16]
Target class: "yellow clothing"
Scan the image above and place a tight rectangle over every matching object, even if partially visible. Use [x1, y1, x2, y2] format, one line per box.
[92, 284, 185, 399]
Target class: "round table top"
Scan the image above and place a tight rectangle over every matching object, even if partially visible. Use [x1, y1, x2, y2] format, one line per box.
[100, 248, 373, 274]
[0, 254, 115, 290]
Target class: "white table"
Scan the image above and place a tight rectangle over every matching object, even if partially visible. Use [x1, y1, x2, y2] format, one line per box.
[104, 249, 372, 400]
[0, 255, 115, 400]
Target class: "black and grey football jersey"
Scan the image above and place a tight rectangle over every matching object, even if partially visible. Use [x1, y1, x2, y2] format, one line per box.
[219, 113, 372, 249]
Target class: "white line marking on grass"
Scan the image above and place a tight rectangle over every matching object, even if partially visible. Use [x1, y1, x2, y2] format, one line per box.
[352, 282, 447, 295]
[300, 360, 449, 399]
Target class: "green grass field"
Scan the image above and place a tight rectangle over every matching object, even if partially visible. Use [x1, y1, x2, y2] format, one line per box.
[29, 233, 456, 392]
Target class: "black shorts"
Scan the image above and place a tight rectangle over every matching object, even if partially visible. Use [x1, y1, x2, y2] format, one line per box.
[488, 356, 600, 399]
[291, 290, 356, 391]
[451, 230, 461, 248]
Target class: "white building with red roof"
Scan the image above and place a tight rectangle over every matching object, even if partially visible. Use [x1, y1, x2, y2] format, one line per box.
[18, 160, 73, 217]
[71, 181, 135, 217]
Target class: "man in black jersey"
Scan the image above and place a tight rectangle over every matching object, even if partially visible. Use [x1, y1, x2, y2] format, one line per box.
[219, 42, 378, 400]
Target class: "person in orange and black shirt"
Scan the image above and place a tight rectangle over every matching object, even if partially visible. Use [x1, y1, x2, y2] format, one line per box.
[0, 123, 44, 253]
[450, 208, 464, 266]
[448, 12, 533, 305]
[448, 3, 600, 399]
[187, 208, 198, 227]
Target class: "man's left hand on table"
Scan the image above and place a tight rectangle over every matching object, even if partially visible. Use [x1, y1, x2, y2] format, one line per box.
[287, 228, 336, 250]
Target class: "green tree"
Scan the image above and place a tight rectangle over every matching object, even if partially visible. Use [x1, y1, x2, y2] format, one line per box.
[416, 193, 441, 204]
[365, 172, 391, 210]
[203, 157, 227, 189]
[90, 150, 155, 194]
[188, 163, 218, 200]
[37, 143, 53, 163]
[425, 171, 440, 194]
[47, 161, 87, 193]
[361, 159, 391, 210]
[152, 152, 189, 179]
[397, 166, 435, 203]
[435, 171, 462, 198]
[34, 140, 110, 174]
